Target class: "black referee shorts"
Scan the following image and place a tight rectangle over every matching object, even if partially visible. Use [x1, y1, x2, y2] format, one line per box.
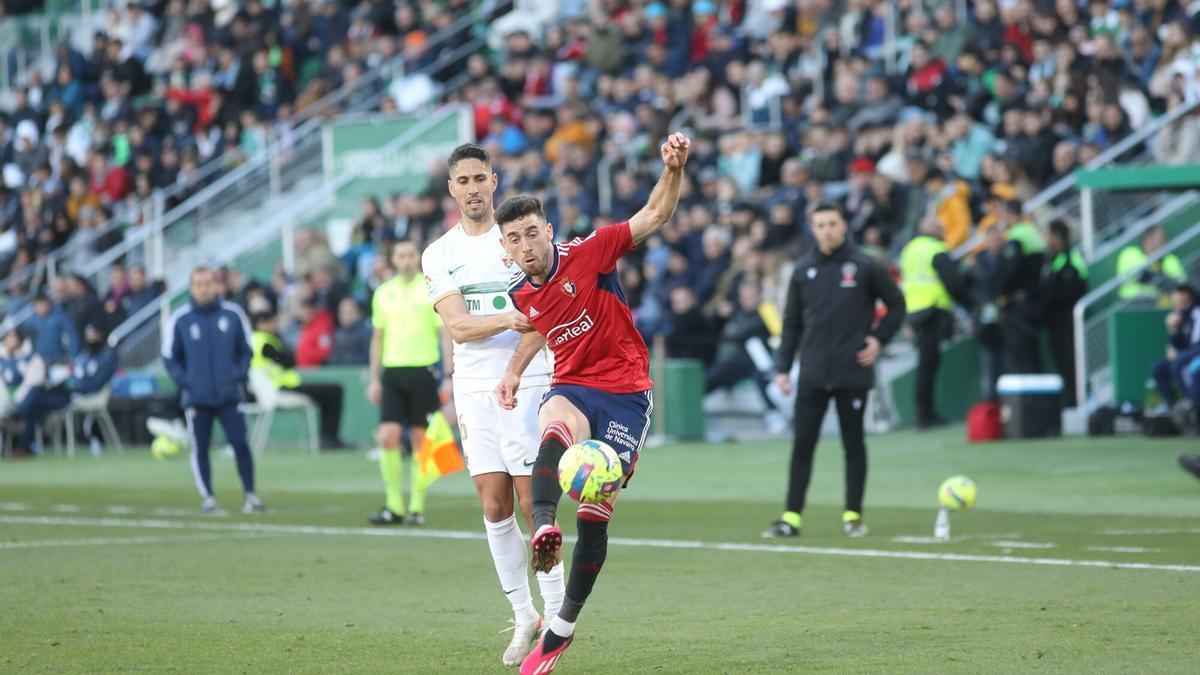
[379, 366, 440, 427]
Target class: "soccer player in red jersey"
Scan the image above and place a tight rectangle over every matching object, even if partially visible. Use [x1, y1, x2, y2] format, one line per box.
[495, 132, 689, 674]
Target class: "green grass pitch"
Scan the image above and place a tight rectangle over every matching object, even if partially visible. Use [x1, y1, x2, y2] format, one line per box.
[1, 428, 1198, 673]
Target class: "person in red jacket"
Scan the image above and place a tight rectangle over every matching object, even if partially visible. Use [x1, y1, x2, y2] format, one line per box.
[295, 296, 335, 367]
[88, 153, 132, 206]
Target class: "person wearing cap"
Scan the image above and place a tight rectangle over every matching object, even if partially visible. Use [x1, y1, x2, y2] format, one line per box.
[1042, 219, 1089, 406]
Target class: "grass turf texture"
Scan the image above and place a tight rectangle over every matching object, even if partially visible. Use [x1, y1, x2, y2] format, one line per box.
[1, 428, 1197, 673]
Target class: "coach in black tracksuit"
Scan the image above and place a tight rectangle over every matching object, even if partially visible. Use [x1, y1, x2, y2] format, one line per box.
[763, 203, 905, 539]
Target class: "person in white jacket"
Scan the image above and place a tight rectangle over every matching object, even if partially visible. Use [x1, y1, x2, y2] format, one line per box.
[1, 326, 57, 458]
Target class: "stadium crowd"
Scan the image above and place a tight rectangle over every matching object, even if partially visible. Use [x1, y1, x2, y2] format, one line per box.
[0, 0, 485, 286]
[6, 0, 1200, 452]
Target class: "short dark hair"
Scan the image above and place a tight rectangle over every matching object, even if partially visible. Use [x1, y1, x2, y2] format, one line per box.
[810, 201, 845, 220]
[1174, 283, 1197, 299]
[1048, 219, 1071, 242]
[448, 143, 490, 173]
[496, 196, 546, 230]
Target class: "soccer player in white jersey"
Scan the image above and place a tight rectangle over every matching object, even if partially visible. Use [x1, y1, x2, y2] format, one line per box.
[421, 143, 565, 666]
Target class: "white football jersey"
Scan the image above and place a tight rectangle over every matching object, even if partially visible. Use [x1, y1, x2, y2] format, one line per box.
[422, 222, 553, 392]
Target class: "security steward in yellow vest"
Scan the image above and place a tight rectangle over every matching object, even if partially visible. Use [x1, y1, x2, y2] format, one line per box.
[251, 312, 349, 450]
[1042, 220, 1089, 406]
[1116, 225, 1187, 305]
[900, 218, 971, 428]
[998, 200, 1048, 374]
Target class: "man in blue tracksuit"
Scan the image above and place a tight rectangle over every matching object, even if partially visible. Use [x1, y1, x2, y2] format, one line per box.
[162, 267, 264, 514]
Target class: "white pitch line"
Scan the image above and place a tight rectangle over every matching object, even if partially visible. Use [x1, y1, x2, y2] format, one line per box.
[989, 541, 1056, 550]
[1088, 546, 1162, 554]
[1100, 528, 1200, 536]
[2, 514, 1199, 574]
[0, 532, 269, 550]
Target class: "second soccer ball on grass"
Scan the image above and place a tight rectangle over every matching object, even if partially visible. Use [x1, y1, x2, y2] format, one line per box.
[558, 440, 624, 504]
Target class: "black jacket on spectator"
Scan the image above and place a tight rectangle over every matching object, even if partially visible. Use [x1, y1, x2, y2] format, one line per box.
[775, 243, 906, 390]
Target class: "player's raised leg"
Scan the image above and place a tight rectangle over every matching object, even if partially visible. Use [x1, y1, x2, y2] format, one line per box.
[529, 395, 590, 574]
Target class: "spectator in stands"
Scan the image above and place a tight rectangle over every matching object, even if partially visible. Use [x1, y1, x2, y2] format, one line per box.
[24, 294, 79, 363]
[62, 274, 107, 336]
[311, 265, 348, 315]
[705, 280, 780, 422]
[1116, 225, 1188, 304]
[664, 286, 714, 362]
[123, 265, 158, 315]
[328, 298, 371, 366]
[1150, 284, 1200, 415]
[103, 264, 131, 328]
[295, 295, 335, 368]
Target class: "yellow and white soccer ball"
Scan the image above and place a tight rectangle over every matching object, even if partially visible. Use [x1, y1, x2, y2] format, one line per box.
[558, 439, 624, 504]
[938, 475, 977, 510]
[151, 435, 181, 460]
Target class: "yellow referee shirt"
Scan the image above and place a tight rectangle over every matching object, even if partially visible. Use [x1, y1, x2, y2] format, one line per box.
[372, 272, 442, 367]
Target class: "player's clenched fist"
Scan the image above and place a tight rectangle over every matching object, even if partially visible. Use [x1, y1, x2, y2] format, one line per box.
[661, 132, 690, 170]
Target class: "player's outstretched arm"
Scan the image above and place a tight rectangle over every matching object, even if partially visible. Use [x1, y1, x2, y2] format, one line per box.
[629, 132, 691, 246]
[435, 294, 532, 343]
[495, 330, 548, 410]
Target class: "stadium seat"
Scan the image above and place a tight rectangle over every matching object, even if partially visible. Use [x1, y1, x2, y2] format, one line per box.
[242, 369, 320, 455]
[43, 387, 125, 459]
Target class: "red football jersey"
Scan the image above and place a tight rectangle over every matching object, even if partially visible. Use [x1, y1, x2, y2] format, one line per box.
[508, 221, 652, 394]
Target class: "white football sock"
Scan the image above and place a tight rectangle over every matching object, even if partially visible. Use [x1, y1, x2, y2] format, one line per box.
[484, 515, 537, 623]
[549, 615, 575, 638]
[536, 562, 565, 621]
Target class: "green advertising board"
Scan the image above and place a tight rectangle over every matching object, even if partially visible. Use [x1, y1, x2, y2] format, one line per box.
[322, 107, 473, 220]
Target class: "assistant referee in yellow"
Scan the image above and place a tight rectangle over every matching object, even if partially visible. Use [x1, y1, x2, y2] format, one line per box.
[367, 240, 452, 526]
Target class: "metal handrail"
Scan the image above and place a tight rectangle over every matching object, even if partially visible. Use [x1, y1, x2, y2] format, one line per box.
[951, 97, 1200, 260]
[107, 107, 465, 353]
[1, 0, 501, 296]
[1070, 212, 1200, 408]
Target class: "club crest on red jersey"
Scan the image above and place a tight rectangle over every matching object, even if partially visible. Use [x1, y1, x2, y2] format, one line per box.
[560, 278, 577, 297]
